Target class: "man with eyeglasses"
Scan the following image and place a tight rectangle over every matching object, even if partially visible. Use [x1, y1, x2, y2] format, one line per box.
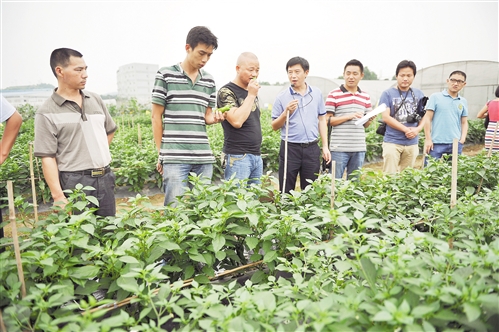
[271, 56, 331, 193]
[423, 71, 468, 160]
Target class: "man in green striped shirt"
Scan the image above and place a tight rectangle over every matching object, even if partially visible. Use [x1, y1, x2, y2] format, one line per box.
[152, 26, 224, 206]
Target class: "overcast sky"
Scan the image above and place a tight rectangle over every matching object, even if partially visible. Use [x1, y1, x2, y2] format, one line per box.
[1, 0, 498, 94]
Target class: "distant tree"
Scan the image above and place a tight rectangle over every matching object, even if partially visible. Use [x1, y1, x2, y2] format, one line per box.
[1, 83, 55, 91]
[363, 66, 378, 80]
[101, 93, 117, 100]
[258, 81, 271, 86]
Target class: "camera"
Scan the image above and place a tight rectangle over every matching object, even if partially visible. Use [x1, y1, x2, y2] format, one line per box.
[407, 113, 422, 123]
[407, 96, 429, 123]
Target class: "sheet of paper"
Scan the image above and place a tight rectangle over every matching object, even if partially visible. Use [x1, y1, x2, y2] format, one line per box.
[355, 103, 387, 126]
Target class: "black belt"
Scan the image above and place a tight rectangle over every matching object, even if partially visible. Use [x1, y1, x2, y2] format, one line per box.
[287, 138, 319, 148]
[61, 165, 111, 177]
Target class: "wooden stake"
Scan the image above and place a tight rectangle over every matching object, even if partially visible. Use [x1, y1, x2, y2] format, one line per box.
[329, 161, 336, 240]
[34, 155, 46, 204]
[0, 309, 6, 332]
[29, 143, 39, 222]
[7, 181, 26, 298]
[448, 139, 458, 249]
[137, 123, 142, 147]
[330, 161, 336, 209]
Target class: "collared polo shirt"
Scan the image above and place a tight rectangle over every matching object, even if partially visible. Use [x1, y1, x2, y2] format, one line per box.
[426, 89, 468, 144]
[325, 84, 372, 152]
[1, 95, 16, 122]
[152, 63, 216, 164]
[272, 84, 326, 143]
[34, 89, 117, 171]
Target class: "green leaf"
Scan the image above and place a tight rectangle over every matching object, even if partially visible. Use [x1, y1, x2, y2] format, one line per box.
[463, 302, 481, 322]
[245, 237, 259, 250]
[215, 251, 226, 260]
[334, 260, 352, 273]
[158, 240, 181, 251]
[360, 257, 377, 289]
[139, 307, 152, 321]
[229, 225, 253, 235]
[337, 215, 353, 229]
[162, 265, 182, 272]
[412, 304, 439, 318]
[212, 234, 225, 252]
[237, 200, 247, 211]
[250, 270, 266, 283]
[372, 310, 393, 321]
[119, 256, 140, 264]
[247, 213, 259, 227]
[263, 250, 278, 263]
[194, 275, 210, 284]
[184, 265, 195, 279]
[116, 277, 139, 294]
[68, 265, 100, 280]
[80, 224, 95, 235]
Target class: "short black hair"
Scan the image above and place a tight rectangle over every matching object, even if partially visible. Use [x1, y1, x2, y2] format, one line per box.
[344, 59, 364, 73]
[396, 60, 417, 76]
[50, 48, 83, 77]
[286, 56, 309, 72]
[495, 85, 499, 98]
[186, 26, 218, 50]
[449, 70, 467, 81]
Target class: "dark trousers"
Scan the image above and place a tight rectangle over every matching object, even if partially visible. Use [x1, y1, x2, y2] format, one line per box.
[59, 170, 116, 217]
[278, 140, 320, 193]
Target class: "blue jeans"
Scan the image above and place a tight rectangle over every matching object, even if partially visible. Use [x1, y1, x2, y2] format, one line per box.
[224, 153, 263, 185]
[330, 151, 365, 179]
[427, 142, 463, 163]
[162, 163, 213, 206]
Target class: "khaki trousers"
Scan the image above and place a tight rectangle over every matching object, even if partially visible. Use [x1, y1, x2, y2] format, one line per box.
[382, 142, 419, 174]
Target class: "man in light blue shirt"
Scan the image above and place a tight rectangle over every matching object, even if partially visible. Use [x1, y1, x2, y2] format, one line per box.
[424, 70, 468, 159]
[272, 57, 330, 193]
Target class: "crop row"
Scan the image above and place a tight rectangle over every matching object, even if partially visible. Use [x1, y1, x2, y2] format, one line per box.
[0, 103, 487, 204]
[0, 151, 498, 331]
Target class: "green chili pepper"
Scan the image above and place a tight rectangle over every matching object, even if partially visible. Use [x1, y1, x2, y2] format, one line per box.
[216, 104, 233, 113]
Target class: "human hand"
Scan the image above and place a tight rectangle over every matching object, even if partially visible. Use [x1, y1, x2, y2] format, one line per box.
[322, 146, 331, 164]
[405, 127, 419, 139]
[248, 78, 260, 96]
[286, 100, 299, 115]
[156, 161, 163, 175]
[350, 112, 363, 120]
[53, 194, 68, 210]
[424, 139, 433, 154]
[212, 109, 225, 123]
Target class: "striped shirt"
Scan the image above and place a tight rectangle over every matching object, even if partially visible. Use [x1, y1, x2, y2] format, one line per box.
[325, 85, 372, 152]
[152, 64, 216, 164]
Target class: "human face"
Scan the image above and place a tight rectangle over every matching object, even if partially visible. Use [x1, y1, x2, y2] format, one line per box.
[343, 65, 364, 91]
[287, 64, 308, 89]
[396, 67, 415, 91]
[185, 42, 215, 70]
[58, 56, 88, 90]
[447, 74, 466, 95]
[237, 59, 260, 86]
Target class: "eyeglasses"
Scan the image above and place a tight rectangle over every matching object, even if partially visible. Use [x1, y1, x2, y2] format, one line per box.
[449, 78, 466, 84]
